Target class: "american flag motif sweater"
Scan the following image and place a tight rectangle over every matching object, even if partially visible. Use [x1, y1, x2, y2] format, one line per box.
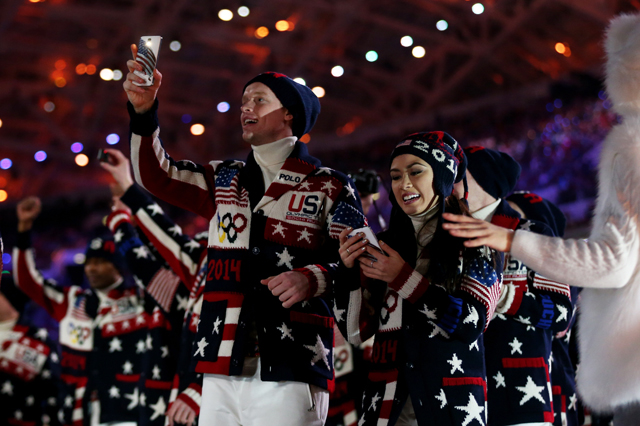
[484, 201, 573, 426]
[332, 228, 503, 426]
[13, 232, 147, 426]
[0, 321, 61, 426]
[128, 100, 365, 391]
[106, 209, 192, 426]
[117, 184, 207, 417]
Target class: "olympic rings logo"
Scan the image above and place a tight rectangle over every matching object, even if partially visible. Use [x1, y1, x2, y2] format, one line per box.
[217, 212, 248, 243]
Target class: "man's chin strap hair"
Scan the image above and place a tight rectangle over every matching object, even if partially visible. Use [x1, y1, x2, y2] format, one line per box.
[243, 72, 321, 138]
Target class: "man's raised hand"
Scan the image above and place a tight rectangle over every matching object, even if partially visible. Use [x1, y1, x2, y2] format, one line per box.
[123, 43, 162, 114]
[17, 196, 42, 232]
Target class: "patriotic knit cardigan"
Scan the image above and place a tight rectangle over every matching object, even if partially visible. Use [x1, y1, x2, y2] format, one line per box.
[483, 201, 573, 425]
[332, 227, 503, 426]
[0, 320, 61, 426]
[106, 207, 193, 426]
[13, 232, 148, 426]
[113, 183, 208, 417]
[128, 100, 365, 391]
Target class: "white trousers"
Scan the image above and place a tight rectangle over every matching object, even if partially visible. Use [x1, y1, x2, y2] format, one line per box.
[198, 362, 329, 426]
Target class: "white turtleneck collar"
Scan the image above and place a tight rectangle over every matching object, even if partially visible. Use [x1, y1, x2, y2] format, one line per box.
[252, 136, 297, 188]
[408, 203, 440, 266]
[95, 277, 124, 302]
[471, 198, 502, 221]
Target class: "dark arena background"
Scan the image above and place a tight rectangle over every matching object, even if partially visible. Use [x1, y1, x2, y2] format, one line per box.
[0, 0, 637, 415]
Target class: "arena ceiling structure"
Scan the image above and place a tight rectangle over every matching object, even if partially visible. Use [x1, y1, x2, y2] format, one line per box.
[0, 0, 637, 203]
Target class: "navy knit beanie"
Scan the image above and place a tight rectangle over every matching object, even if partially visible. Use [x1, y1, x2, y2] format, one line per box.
[507, 191, 567, 237]
[85, 236, 126, 273]
[244, 72, 321, 138]
[390, 131, 467, 199]
[464, 146, 521, 200]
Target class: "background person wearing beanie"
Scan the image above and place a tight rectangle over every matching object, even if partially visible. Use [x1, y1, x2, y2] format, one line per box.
[0, 233, 62, 426]
[506, 191, 583, 426]
[124, 44, 365, 426]
[12, 197, 149, 426]
[456, 147, 573, 426]
[335, 132, 503, 426]
[444, 16, 640, 419]
[102, 148, 208, 426]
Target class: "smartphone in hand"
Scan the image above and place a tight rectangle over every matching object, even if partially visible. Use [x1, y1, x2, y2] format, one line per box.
[348, 227, 386, 260]
[133, 35, 162, 87]
[97, 149, 111, 163]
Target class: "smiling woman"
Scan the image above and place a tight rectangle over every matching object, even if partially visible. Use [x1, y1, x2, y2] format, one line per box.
[333, 131, 503, 426]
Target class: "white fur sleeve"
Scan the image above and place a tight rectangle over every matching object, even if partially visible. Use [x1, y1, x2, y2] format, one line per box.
[510, 218, 638, 289]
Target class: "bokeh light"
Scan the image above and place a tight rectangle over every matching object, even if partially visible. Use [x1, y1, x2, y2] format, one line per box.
[365, 51, 378, 62]
[54, 77, 66, 88]
[86, 64, 96, 75]
[412, 46, 426, 58]
[0, 159, 12, 170]
[300, 134, 311, 143]
[400, 36, 413, 47]
[75, 154, 89, 167]
[191, 124, 205, 135]
[71, 142, 83, 153]
[255, 27, 269, 39]
[238, 6, 250, 17]
[106, 134, 120, 145]
[472, 3, 485, 14]
[44, 102, 55, 112]
[73, 253, 86, 264]
[0, 190, 6, 203]
[293, 77, 306, 86]
[112, 70, 123, 81]
[436, 20, 449, 31]
[35, 151, 47, 162]
[217, 102, 230, 113]
[55, 60, 66, 70]
[312, 87, 325, 98]
[275, 20, 290, 31]
[1, 253, 9, 265]
[76, 63, 86, 75]
[100, 68, 114, 81]
[182, 114, 192, 124]
[555, 42, 566, 54]
[0, 118, 2, 128]
[331, 66, 344, 77]
[170, 41, 181, 52]
[218, 9, 233, 21]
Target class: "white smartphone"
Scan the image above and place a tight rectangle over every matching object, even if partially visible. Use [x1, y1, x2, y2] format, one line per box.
[133, 35, 162, 87]
[347, 227, 386, 260]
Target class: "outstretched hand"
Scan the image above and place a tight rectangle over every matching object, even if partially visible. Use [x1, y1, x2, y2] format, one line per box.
[338, 228, 369, 268]
[123, 43, 162, 114]
[261, 271, 310, 308]
[441, 213, 514, 252]
[17, 196, 42, 232]
[100, 149, 134, 196]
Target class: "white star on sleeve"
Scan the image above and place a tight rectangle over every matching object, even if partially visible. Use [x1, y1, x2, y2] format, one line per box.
[147, 203, 164, 216]
[212, 317, 222, 334]
[194, 337, 209, 357]
[109, 386, 120, 398]
[463, 305, 479, 327]
[556, 305, 568, 323]
[494, 371, 506, 388]
[149, 396, 167, 420]
[368, 392, 381, 411]
[419, 304, 437, 319]
[109, 337, 123, 353]
[114, 229, 124, 243]
[333, 305, 345, 322]
[133, 245, 150, 259]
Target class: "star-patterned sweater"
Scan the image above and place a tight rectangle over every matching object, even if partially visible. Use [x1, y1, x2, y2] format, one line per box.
[0, 321, 61, 426]
[128, 100, 365, 391]
[484, 201, 573, 426]
[333, 227, 503, 426]
[13, 231, 148, 426]
[106, 208, 193, 426]
[111, 183, 207, 418]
